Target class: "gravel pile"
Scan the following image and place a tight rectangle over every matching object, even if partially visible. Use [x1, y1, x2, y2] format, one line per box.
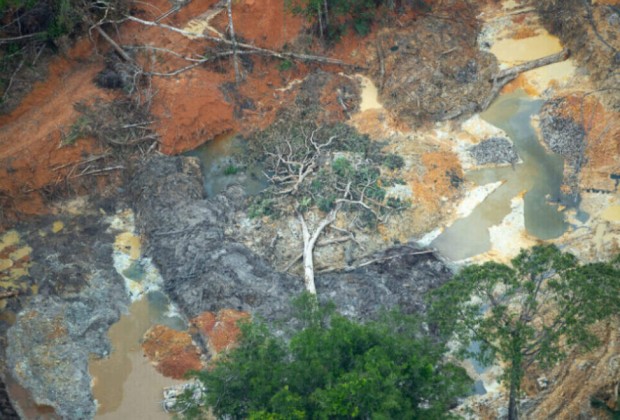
[469, 137, 519, 166]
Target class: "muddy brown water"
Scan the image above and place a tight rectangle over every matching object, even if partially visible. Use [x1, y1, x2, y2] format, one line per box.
[432, 90, 568, 261]
[89, 297, 184, 419]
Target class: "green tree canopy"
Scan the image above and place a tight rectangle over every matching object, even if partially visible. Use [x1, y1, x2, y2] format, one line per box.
[179, 294, 472, 419]
[428, 245, 620, 420]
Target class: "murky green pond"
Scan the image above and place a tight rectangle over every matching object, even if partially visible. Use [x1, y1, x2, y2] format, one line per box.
[185, 133, 268, 197]
[432, 91, 568, 261]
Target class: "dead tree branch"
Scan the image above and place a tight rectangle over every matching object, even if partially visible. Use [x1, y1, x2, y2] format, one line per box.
[1, 57, 24, 102]
[345, 250, 434, 271]
[493, 49, 571, 80]
[0, 32, 45, 44]
[0, 290, 20, 299]
[124, 15, 357, 68]
[442, 49, 570, 120]
[479, 49, 570, 113]
[95, 26, 133, 62]
[226, 0, 241, 84]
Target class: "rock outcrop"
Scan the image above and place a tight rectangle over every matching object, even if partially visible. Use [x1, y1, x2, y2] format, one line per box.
[4, 215, 129, 419]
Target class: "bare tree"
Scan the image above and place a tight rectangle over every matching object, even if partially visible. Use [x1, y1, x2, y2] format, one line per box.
[262, 129, 340, 293]
[254, 120, 407, 294]
[226, 0, 242, 84]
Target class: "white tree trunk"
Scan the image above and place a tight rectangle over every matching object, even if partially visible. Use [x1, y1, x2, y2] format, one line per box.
[297, 206, 339, 294]
[226, 0, 241, 84]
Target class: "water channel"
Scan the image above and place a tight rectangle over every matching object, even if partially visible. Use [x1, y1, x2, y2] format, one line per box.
[86, 89, 572, 417]
[432, 90, 568, 261]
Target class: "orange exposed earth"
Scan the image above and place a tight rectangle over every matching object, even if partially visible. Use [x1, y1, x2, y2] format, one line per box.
[0, 0, 447, 228]
[0, 0, 317, 225]
[0, 38, 110, 219]
[141, 309, 249, 379]
[192, 309, 250, 355]
[141, 324, 203, 380]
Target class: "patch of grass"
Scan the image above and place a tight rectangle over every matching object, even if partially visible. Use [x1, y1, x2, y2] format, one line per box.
[278, 59, 294, 72]
[383, 154, 405, 170]
[223, 164, 240, 176]
[332, 157, 353, 178]
[61, 115, 91, 146]
[248, 196, 277, 219]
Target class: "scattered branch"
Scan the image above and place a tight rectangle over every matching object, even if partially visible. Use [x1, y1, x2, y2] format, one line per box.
[0, 32, 45, 44]
[0, 290, 20, 299]
[1, 57, 24, 102]
[124, 15, 357, 68]
[95, 26, 133, 62]
[226, 0, 242, 84]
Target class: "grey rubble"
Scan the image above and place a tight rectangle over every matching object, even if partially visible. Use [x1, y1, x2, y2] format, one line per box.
[130, 156, 454, 323]
[5, 215, 129, 419]
[469, 137, 519, 166]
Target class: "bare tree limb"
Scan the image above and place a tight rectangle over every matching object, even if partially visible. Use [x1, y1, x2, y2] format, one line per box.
[493, 49, 571, 81]
[226, 0, 242, 84]
[1, 57, 24, 102]
[95, 26, 133, 62]
[124, 15, 358, 67]
[343, 250, 434, 271]
[0, 290, 19, 299]
[297, 203, 342, 294]
[0, 32, 45, 44]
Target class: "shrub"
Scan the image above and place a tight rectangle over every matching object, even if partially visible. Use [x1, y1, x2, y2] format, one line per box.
[248, 197, 276, 219]
[278, 59, 293, 71]
[180, 294, 472, 419]
[383, 153, 405, 170]
[332, 157, 353, 178]
[223, 164, 240, 176]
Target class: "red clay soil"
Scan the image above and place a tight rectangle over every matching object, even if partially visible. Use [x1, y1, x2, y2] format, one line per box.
[0, 0, 309, 222]
[0, 38, 111, 221]
[141, 324, 203, 379]
[119, 0, 310, 154]
[191, 309, 250, 355]
[140, 309, 249, 379]
[0, 0, 390, 226]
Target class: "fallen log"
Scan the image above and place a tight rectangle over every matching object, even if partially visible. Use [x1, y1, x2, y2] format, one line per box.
[0, 290, 19, 299]
[480, 48, 570, 111]
[441, 49, 571, 120]
[95, 26, 134, 63]
[493, 48, 570, 81]
[125, 15, 359, 68]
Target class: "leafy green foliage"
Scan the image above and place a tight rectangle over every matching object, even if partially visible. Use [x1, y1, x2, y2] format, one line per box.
[278, 59, 294, 71]
[223, 164, 240, 176]
[182, 294, 472, 419]
[0, 0, 129, 42]
[287, 0, 395, 41]
[248, 196, 277, 219]
[1, 0, 130, 105]
[245, 108, 407, 227]
[383, 153, 405, 170]
[428, 245, 620, 417]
